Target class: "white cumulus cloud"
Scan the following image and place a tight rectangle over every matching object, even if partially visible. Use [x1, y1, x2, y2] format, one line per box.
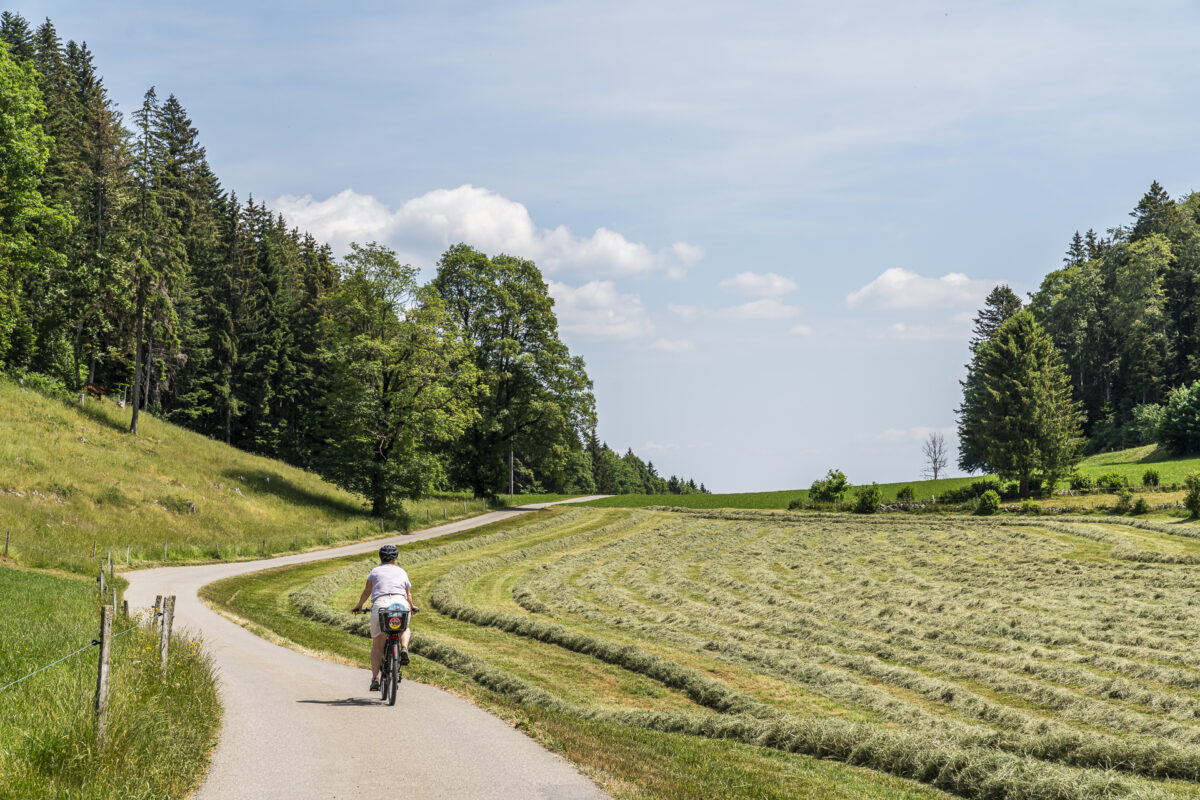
[719, 271, 798, 297]
[547, 280, 654, 341]
[846, 268, 997, 310]
[272, 185, 702, 278]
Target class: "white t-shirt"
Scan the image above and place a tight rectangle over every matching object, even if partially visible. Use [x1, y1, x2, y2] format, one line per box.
[368, 563, 411, 604]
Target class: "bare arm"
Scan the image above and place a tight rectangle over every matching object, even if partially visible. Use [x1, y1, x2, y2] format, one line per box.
[352, 577, 372, 612]
[405, 584, 418, 612]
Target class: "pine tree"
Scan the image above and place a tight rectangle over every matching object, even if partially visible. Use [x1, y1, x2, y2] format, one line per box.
[957, 285, 1023, 472]
[975, 311, 1083, 497]
[1064, 231, 1086, 267]
[1130, 180, 1181, 241]
[0, 13, 35, 63]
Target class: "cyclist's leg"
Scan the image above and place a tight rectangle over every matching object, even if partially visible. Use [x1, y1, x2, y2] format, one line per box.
[370, 634, 385, 679]
[399, 620, 412, 664]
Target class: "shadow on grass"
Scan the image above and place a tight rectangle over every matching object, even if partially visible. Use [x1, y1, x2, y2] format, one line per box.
[74, 396, 130, 433]
[222, 468, 368, 518]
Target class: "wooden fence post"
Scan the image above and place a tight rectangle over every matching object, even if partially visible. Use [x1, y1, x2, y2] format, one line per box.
[126, 545, 131, 565]
[443, 506, 447, 519]
[4, 530, 8, 557]
[160, 595, 175, 678]
[463, 500, 466, 514]
[98, 566, 105, 597]
[122, 599, 129, 618]
[107, 551, 113, 583]
[92, 540, 97, 559]
[94, 605, 112, 747]
[163, 541, 168, 561]
[326, 529, 330, 546]
[153, 595, 163, 629]
[111, 586, 117, 611]
[261, 539, 265, 557]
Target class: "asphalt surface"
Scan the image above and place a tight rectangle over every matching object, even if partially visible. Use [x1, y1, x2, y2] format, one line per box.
[124, 498, 612, 800]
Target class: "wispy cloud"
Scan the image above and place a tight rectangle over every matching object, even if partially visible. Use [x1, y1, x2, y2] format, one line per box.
[650, 337, 695, 352]
[719, 271, 798, 297]
[669, 299, 802, 322]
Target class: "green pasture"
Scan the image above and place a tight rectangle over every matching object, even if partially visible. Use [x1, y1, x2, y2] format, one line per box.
[583, 477, 982, 509]
[0, 379, 490, 574]
[209, 506, 1200, 799]
[587, 445, 1200, 511]
[0, 565, 219, 799]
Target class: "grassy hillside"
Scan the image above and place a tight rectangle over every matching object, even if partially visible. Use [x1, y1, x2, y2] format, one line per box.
[584, 476, 981, 510]
[587, 446, 1200, 511]
[1077, 444, 1200, 484]
[0, 380, 488, 573]
[0, 566, 218, 799]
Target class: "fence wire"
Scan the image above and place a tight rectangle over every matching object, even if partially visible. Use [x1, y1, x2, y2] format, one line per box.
[0, 623, 141, 693]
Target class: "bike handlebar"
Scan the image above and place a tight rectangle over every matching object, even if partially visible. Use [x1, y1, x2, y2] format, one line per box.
[352, 606, 419, 614]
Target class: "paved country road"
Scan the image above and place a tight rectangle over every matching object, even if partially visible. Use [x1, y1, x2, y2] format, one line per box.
[124, 498, 612, 800]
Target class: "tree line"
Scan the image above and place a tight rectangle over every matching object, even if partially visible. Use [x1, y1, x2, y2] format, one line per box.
[0, 13, 706, 513]
[956, 181, 1200, 496]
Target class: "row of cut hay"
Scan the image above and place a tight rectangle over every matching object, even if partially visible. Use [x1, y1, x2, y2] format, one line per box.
[290, 531, 1171, 800]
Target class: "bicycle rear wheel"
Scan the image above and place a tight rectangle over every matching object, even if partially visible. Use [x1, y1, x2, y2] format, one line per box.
[380, 648, 392, 703]
[387, 642, 399, 706]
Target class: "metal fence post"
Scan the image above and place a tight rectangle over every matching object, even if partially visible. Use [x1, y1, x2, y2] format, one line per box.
[94, 605, 112, 747]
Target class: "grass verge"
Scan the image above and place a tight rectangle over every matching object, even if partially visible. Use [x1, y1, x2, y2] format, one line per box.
[0, 564, 219, 799]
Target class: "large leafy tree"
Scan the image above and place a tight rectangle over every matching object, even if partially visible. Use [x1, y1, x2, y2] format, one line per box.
[317, 243, 478, 516]
[973, 311, 1083, 497]
[956, 285, 1023, 472]
[432, 244, 596, 497]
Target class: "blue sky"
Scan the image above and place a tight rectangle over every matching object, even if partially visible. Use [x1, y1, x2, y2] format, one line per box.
[21, 1, 1200, 490]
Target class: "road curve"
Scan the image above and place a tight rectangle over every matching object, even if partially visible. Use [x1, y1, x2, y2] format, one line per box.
[124, 498, 612, 800]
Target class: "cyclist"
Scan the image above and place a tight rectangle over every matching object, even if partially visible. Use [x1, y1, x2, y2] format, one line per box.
[352, 544, 418, 692]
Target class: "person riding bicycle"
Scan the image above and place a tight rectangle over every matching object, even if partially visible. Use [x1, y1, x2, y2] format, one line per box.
[352, 544, 417, 692]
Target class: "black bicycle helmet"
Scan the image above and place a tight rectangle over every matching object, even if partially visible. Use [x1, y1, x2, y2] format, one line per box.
[379, 544, 399, 562]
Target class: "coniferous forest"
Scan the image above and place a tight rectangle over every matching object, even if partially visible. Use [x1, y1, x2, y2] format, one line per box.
[957, 180, 1200, 495]
[0, 13, 706, 513]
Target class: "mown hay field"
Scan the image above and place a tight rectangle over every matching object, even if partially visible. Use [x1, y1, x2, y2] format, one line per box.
[271, 506, 1200, 799]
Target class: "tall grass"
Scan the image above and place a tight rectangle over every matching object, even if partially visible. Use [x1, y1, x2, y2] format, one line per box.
[0, 565, 219, 799]
[0, 379, 490, 574]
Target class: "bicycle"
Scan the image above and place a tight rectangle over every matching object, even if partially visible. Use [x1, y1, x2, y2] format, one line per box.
[357, 603, 417, 705]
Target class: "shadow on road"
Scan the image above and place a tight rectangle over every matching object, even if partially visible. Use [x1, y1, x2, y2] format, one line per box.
[296, 697, 381, 707]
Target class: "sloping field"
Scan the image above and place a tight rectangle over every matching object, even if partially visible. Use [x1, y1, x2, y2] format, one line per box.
[587, 446, 1200, 510]
[0, 380, 488, 573]
[264, 506, 1200, 799]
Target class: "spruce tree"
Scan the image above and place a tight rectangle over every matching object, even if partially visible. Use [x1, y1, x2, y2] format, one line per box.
[975, 311, 1083, 497]
[957, 285, 1023, 472]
